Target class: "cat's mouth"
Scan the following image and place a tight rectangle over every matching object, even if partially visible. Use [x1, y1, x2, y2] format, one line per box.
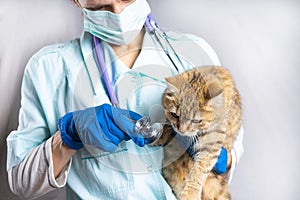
[172, 125, 199, 137]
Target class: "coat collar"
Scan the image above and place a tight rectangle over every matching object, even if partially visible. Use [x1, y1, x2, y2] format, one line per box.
[79, 30, 160, 95]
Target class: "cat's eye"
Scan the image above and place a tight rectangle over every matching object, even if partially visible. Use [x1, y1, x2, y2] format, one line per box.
[170, 112, 179, 119]
[192, 119, 203, 124]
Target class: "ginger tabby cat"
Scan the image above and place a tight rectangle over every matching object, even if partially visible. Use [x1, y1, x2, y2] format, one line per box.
[156, 66, 241, 200]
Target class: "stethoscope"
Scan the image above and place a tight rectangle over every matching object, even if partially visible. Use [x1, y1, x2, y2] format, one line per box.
[92, 14, 184, 107]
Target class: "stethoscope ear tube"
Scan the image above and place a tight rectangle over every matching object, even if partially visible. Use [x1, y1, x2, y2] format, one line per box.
[145, 14, 184, 73]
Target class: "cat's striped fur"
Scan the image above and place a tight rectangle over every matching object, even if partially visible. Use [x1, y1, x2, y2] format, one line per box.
[158, 66, 241, 200]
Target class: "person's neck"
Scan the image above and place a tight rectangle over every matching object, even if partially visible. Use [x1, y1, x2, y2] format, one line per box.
[110, 28, 145, 69]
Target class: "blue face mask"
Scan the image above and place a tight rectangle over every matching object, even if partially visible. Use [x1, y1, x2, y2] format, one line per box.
[83, 0, 151, 45]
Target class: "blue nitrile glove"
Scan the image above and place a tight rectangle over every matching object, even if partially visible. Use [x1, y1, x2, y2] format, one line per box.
[57, 104, 150, 151]
[175, 133, 228, 174]
[213, 147, 228, 174]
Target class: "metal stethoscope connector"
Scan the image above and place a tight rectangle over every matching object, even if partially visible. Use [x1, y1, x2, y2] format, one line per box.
[135, 117, 163, 145]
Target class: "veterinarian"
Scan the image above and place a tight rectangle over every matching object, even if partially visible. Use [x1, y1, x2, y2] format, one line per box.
[6, 0, 244, 199]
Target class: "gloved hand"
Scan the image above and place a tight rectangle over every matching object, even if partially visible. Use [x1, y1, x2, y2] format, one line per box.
[175, 134, 228, 174]
[213, 147, 228, 174]
[57, 104, 150, 152]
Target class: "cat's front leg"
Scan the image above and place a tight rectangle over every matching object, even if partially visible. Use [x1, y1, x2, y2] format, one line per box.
[178, 163, 208, 200]
[178, 180, 203, 200]
[179, 131, 226, 200]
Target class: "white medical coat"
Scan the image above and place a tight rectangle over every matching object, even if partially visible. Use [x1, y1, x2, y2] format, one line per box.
[7, 30, 244, 199]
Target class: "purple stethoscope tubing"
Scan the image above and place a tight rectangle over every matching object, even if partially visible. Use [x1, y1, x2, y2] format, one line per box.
[92, 14, 182, 107]
[144, 13, 156, 33]
[93, 36, 119, 106]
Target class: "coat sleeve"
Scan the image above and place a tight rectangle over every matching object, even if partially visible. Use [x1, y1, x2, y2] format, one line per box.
[6, 51, 72, 198]
[7, 133, 72, 199]
[226, 126, 245, 183]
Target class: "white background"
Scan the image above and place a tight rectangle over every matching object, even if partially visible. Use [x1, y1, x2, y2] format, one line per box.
[0, 0, 299, 199]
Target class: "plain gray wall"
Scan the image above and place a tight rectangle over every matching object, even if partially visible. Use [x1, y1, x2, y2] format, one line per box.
[1, 0, 299, 199]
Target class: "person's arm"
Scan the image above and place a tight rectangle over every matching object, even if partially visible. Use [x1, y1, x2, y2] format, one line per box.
[7, 131, 73, 199]
[8, 103, 149, 199]
[6, 55, 72, 199]
[52, 131, 76, 177]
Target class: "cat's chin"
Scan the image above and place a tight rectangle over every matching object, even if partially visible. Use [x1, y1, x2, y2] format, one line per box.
[172, 126, 199, 137]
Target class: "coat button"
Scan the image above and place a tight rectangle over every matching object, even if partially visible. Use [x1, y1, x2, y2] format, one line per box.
[147, 165, 153, 172]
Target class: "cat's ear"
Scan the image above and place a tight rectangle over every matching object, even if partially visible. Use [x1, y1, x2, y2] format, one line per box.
[165, 76, 181, 93]
[203, 78, 224, 99]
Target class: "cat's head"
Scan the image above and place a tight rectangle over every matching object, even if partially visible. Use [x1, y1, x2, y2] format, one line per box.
[162, 67, 224, 137]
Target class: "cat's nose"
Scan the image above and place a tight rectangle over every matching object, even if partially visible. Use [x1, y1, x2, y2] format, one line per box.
[178, 123, 188, 133]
